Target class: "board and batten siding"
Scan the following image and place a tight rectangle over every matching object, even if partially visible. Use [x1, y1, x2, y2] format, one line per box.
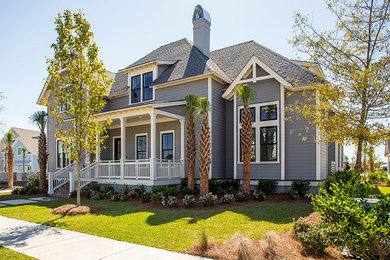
[211, 79, 226, 179]
[236, 79, 281, 180]
[285, 90, 316, 180]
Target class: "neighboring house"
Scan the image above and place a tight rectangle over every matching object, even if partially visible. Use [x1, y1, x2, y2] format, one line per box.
[37, 5, 344, 194]
[0, 127, 40, 173]
[385, 140, 390, 178]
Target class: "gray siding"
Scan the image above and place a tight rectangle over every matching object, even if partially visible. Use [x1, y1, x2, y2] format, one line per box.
[155, 79, 208, 102]
[104, 96, 130, 112]
[225, 100, 234, 178]
[236, 79, 281, 180]
[285, 90, 316, 180]
[211, 80, 226, 179]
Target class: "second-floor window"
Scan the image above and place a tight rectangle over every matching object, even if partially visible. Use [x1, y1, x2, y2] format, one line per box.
[131, 72, 153, 104]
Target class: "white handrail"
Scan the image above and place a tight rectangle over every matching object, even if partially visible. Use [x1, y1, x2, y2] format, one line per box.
[48, 163, 76, 194]
[70, 162, 98, 192]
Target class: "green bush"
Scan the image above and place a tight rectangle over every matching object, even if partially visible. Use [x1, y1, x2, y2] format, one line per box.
[89, 182, 101, 191]
[103, 184, 115, 193]
[134, 184, 146, 197]
[312, 174, 390, 259]
[286, 190, 299, 200]
[367, 170, 388, 183]
[151, 192, 163, 202]
[220, 179, 240, 191]
[209, 178, 240, 195]
[253, 190, 266, 201]
[291, 179, 310, 197]
[293, 218, 330, 255]
[151, 186, 165, 194]
[181, 187, 197, 196]
[141, 192, 152, 203]
[199, 193, 217, 206]
[111, 193, 120, 201]
[235, 191, 250, 202]
[70, 190, 77, 198]
[257, 179, 278, 195]
[183, 195, 196, 207]
[162, 186, 178, 197]
[322, 169, 362, 195]
[180, 177, 188, 189]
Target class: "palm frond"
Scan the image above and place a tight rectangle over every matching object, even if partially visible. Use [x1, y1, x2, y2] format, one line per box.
[184, 94, 199, 113]
[195, 97, 210, 116]
[29, 111, 48, 132]
[5, 132, 13, 145]
[236, 84, 256, 105]
[22, 147, 27, 155]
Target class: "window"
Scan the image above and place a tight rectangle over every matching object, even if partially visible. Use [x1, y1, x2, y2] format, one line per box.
[143, 72, 153, 101]
[239, 107, 256, 123]
[161, 132, 174, 161]
[60, 87, 71, 112]
[136, 135, 147, 160]
[56, 140, 70, 168]
[17, 148, 23, 156]
[260, 105, 277, 121]
[131, 75, 141, 103]
[240, 128, 256, 162]
[260, 126, 277, 161]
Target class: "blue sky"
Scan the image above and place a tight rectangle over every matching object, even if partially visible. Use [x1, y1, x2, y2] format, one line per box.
[0, 0, 386, 163]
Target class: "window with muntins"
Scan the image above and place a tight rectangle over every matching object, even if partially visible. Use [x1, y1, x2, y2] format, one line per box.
[131, 71, 153, 103]
[260, 126, 277, 161]
[131, 75, 141, 103]
[161, 132, 174, 160]
[56, 140, 70, 168]
[240, 128, 256, 162]
[239, 107, 256, 123]
[143, 72, 153, 101]
[136, 135, 147, 160]
[260, 105, 277, 121]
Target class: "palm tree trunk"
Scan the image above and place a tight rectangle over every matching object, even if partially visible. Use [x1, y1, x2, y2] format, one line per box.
[187, 112, 196, 190]
[241, 104, 253, 193]
[199, 114, 210, 195]
[38, 132, 49, 192]
[23, 153, 25, 173]
[7, 146, 13, 188]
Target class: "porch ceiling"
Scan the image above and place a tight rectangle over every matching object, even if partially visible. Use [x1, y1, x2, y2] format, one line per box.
[108, 113, 179, 129]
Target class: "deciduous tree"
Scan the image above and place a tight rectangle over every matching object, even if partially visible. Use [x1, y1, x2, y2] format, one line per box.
[45, 10, 113, 206]
[290, 0, 390, 170]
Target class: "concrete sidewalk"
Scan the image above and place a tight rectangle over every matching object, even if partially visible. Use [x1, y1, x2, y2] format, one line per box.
[0, 216, 204, 260]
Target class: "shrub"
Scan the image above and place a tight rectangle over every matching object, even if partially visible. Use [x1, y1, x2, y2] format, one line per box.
[12, 188, 21, 195]
[103, 184, 115, 193]
[180, 177, 188, 189]
[120, 185, 130, 194]
[220, 194, 235, 204]
[162, 186, 178, 197]
[111, 193, 120, 201]
[119, 192, 128, 201]
[181, 187, 197, 196]
[209, 178, 240, 195]
[162, 196, 177, 207]
[257, 180, 278, 195]
[367, 170, 388, 183]
[134, 184, 146, 197]
[293, 217, 330, 254]
[105, 190, 113, 199]
[253, 190, 266, 201]
[313, 176, 390, 259]
[225, 186, 238, 195]
[70, 190, 77, 198]
[386, 178, 390, 186]
[151, 192, 163, 202]
[151, 186, 165, 194]
[127, 190, 138, 199]
[199, 193, 217, 206]
[322, 169, 361, 195]
[235, 191, 250, 202]
[220, 179, 240, 191]
[291, 179, 310, 197]
[90, 190, 101, 200]
[286, 190, 299, 200]
[89, 182, 101, 191]
[183, 195, 196, 207]
[141, 192, 152, 203]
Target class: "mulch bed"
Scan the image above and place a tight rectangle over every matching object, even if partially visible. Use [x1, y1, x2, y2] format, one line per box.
[184, 212, 343, 260]
[50, 204, 100, 215]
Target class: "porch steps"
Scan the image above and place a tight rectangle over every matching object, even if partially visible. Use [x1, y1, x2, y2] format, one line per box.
[50, 183, 70, 198]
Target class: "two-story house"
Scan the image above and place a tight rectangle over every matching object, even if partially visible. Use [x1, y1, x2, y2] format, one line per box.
[38, 5, 344, 194]
[0, 127, 40, 173]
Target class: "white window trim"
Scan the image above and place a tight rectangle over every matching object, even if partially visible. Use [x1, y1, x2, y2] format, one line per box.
[129, 68, 157, 105]
[135, 133, 148, 160]
[112, 136, 121, 161]
[160, 130, 175, 161]
[237, 100, 280, 164]
[17, 147, 22, 156]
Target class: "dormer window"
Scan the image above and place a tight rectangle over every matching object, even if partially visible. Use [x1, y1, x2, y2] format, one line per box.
[131, 71, 153, 103]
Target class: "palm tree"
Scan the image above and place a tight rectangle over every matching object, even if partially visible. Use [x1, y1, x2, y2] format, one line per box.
[29, 111, 49, 192]
[22, 147, 27, 172]
[195, 97, 211, 195]
[236, 84, 256, 193]
[184, 94, 199, 190]
[5, 132, 14, 188]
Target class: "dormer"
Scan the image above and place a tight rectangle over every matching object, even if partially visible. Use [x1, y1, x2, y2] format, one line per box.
[118, 60, 176, 105]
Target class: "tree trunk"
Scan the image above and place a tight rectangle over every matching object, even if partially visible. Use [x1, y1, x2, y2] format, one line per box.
[186, 112, 196, 190]
[355, 138, 363, 171]
[4, 151, 7, 172]
[38, 132, 49, 192]
[369, 155, 375, 173]
[241, 104, 253, 193]
[23, 153, 25, 173]
[77, 161, 81, 206]
[198, 114, 210, 196]
[7, 146, 13, 188]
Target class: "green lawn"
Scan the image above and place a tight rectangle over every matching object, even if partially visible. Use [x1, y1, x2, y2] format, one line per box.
[0, 198, 312, 252]
[0, 247, 36, 260]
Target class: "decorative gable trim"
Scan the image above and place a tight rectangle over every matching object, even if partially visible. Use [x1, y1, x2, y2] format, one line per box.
[222, 56, 294, 100]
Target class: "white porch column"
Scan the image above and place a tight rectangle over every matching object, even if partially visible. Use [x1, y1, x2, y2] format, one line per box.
[180, 119, 185, 178]
[150, 112, 157, 180]
[120, 117, 126, 179]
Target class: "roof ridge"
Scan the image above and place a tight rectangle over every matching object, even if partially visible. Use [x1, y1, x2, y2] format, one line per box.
[211, 40, 255, 53]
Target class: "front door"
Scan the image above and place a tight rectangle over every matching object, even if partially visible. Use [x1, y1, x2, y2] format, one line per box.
[114, 138, 121, 161]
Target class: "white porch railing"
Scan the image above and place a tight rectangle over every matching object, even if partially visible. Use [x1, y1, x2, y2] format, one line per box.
[70, 162, 98, 192]
[48, 163, 76, 194]
[156, 159, 183, 179]
[330, 161, 336, 173]
[124, 160, 151, 179]
[97, 160, 121, 179]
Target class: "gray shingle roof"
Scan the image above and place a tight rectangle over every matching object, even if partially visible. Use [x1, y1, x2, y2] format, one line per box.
[111, 39, 321, 97]
[209, 40, 320, 87]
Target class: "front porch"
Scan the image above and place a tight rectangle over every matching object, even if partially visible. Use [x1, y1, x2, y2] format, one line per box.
[48, 105, 186, 194]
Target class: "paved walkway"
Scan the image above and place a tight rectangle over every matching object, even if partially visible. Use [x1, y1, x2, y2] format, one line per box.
[0, 196, 58, 207]
[0, 216, 204, 260]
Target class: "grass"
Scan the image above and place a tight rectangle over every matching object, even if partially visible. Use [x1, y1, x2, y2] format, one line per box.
[370, 185, 390, 196]
[0, 247, 36, 260]
[0, 198, 313, 252]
